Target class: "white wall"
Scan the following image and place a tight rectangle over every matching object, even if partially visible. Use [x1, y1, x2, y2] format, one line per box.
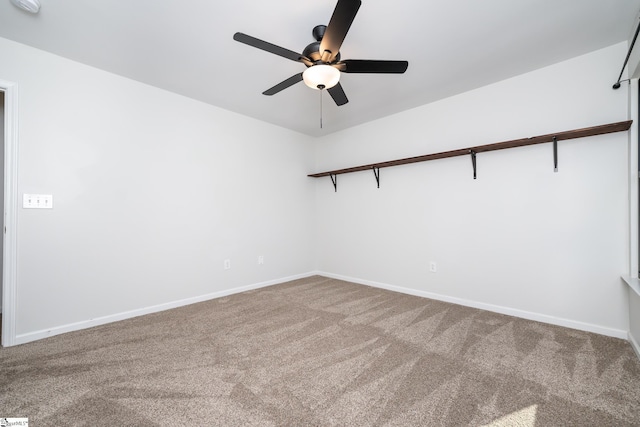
[0, 37, 316, 340]
[314, 42, 630, 336]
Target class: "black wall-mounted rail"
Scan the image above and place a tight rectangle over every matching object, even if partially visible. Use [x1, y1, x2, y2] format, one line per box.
[308, 120, 633, 185]
[613, 18, 640, 90]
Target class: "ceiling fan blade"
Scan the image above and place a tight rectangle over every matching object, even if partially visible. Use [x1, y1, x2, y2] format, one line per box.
[340, 59, 409, 73]
[233, 32, 304, 62]
[263, 73, 304, 96]
[327, 82, 349, 106]
[319, 0, 361, 63]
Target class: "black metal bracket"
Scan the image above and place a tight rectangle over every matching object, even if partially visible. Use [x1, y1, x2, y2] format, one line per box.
[330, 173, 337, 192]
[470, 150, 477, 179]
[553, 136, 558, 173]
[372, 167, 380, 188]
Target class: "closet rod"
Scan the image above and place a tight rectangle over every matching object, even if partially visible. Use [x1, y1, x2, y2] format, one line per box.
[308, 120, 632, 178]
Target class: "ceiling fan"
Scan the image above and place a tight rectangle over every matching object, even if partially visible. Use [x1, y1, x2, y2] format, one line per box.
[233, 0, 408, 106]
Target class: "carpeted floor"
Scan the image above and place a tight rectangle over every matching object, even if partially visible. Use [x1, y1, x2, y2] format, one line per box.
[1, 276, 639, 426]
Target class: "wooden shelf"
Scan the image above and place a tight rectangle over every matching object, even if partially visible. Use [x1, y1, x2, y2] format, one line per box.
[308, 120, 633, 178]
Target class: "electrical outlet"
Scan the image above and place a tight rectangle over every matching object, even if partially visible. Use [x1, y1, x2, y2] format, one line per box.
[258, 255, 264, 265]
[224, 259, 231, 270]
[429, 261, 437, 273]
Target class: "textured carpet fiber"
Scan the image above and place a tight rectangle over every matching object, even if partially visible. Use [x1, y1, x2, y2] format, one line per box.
[1, 276, 640, 426]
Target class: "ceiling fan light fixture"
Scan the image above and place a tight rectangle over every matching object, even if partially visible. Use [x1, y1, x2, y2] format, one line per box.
[10, 0, 41, 13]
[303, 64, 340, 90]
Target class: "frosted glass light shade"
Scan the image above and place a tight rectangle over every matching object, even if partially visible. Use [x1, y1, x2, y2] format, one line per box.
[303, 65, 340, 90]
[10, 0, 41, 13]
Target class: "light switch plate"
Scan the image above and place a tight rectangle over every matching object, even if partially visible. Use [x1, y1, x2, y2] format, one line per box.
[23, 194, 53, 209]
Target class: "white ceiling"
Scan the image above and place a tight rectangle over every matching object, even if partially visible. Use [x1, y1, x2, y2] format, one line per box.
[0, 0, 639, 137]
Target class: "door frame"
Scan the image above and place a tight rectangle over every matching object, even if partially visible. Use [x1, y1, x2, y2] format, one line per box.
[1, 79, 19, 347]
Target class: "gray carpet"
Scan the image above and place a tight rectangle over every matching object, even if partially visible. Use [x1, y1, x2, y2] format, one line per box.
[1, 276, 639, 426]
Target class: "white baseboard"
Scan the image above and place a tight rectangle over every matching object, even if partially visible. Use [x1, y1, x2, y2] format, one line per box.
[11, 271, 630, 346]
[317, 271, 628, 340]
[13, 272, 317, 346]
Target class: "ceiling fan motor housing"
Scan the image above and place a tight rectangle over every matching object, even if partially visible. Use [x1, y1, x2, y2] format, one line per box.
[302, 41, 322, 62]
[303, 43, 340, 65]
[303, 25, 341, 65]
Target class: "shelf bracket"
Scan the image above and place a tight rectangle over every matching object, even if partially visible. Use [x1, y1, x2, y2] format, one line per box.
[470, 150, 477, 179]
[373, 167, 380, 188]
[330, 173, 337, 192]
[553, 136, 558, 172]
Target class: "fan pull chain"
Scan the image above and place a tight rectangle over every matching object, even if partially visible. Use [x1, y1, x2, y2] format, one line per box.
[319, 86, 324, 129]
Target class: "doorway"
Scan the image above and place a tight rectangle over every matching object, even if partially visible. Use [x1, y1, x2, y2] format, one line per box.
[0, 90, 3, 343]
[0, 90, 3, 342]
[0, 80, 19, 347]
